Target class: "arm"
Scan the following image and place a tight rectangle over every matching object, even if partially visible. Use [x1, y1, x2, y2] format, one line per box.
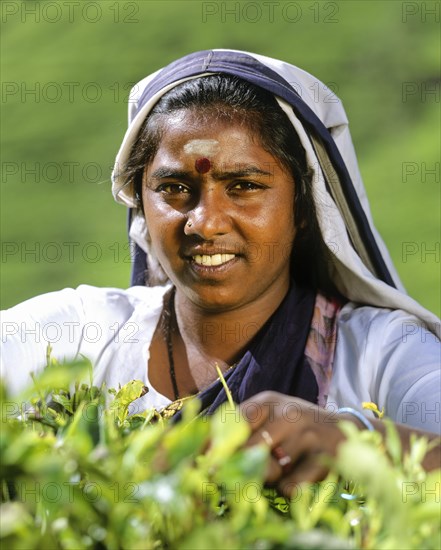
[0, 288, 85, 396]
[329, 305, 440, 434]
[1, 284, 162, 400]
[240, 308, 440, 495]
[241, 391, 440, 497]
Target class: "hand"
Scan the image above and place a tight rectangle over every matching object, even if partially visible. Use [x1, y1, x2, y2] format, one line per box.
[240, 391, 347, 496]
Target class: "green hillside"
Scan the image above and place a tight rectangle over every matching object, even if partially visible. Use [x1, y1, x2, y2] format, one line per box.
[1, 0, 439, 315]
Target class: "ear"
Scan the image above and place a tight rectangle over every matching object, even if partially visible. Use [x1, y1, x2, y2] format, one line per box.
[129, 210, 169, 287]
[145, 226, 169, 286]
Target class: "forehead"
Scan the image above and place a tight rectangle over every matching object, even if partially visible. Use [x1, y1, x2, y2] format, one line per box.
[154, 112, 265, 160]
[145, 119, 293, 185]
[145, 110, 293, 180]
[183, 139, 220, 156]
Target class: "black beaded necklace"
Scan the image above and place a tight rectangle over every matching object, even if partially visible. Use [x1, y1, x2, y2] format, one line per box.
[163, 288, 239, 402]
[164, 289, 180, 401]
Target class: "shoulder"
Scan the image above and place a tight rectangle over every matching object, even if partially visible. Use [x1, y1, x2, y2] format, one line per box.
[1, 285, 169, 396]
[74, 284, 168, 315]
[337, 302, 438, 345]
[2, 284, 169, 321]
[332, 302, 440, 431]
[335, 302, 439, 371]
[1, 285, 169, 349]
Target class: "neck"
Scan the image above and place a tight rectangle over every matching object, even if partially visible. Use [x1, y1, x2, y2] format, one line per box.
[174, 284, 290, 366]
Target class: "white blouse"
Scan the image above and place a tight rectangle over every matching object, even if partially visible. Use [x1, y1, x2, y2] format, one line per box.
[1, 285, 439, 433]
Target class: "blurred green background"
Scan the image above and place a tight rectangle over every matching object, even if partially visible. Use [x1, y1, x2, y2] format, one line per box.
[1, 0, 440, 315]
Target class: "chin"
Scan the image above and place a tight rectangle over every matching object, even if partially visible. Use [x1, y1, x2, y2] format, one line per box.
[184, 285, 243, 312]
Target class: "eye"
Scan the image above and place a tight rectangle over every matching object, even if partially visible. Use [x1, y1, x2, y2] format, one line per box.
[230, 181, 265, 192]
[157, 183, 190, 194]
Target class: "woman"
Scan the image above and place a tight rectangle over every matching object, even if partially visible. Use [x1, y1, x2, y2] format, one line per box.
[2, 50, 440, 491]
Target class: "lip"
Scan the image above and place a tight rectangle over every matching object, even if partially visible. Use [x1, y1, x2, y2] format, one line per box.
[186, 254, 240, 276]
[192, 253, 236, 267]
[183, 245, 241, 257]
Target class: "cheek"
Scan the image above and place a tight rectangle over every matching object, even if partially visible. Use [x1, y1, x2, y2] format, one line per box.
[142, 195, 183, 260]
[274, 223, 296, 266]
[265, 195, 296, 261]
[143, 192, 172, 230]
[259, 192, 296, 237]
[142, 198, 170, 251]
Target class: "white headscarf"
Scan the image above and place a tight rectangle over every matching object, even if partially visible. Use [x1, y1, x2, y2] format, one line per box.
[111, 49, 440, 337]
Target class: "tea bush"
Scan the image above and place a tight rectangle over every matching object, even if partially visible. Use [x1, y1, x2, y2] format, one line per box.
[1, 354, 440, 549]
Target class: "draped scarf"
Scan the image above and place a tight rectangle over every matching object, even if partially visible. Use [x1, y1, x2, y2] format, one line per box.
[164, 283, 343, 419]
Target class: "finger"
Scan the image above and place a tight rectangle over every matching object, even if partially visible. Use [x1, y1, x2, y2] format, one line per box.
[277, 458, 329, 497]
[265, 445, 294, 484]
[264, 446, 328, 486]
[243, 427, 291, 483]
[246, 429, 296, 484]
[246, 426, 276, 448]
[239, 391, 282, 432]
[263, 429, 326, 485]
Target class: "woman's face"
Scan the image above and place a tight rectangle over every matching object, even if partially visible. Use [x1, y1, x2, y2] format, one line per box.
[142, 110, 297, 312]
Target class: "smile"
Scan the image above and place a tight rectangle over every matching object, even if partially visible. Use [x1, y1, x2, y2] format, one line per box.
[192, 253, 236, 266]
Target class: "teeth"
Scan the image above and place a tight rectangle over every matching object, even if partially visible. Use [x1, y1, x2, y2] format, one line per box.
[193, 254, 236, 266]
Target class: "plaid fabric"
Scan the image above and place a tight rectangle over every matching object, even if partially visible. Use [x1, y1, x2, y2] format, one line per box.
[305, 293, 345, 407]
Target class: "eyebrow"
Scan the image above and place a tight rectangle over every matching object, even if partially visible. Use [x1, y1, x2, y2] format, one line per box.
[213, 166, 274, 180]
[149, 165, 274, 181]
[149, 168, 192, 180]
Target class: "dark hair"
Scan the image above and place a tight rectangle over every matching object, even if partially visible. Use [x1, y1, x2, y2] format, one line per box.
[125, 75, 335, 294]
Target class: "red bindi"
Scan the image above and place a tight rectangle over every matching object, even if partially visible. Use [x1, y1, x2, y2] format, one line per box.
[195, 157, 211, 174]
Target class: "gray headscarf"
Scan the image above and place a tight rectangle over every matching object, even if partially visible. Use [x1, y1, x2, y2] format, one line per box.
[111, 49, 440, 337]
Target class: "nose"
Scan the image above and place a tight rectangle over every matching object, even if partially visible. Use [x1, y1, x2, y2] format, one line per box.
[184, 187, 232, 239]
